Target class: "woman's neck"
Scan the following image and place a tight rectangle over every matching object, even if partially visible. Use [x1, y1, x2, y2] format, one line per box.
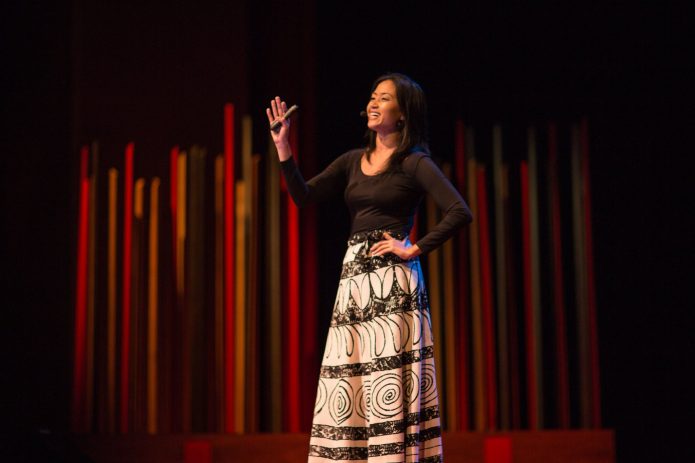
[373, 130, 400, 155]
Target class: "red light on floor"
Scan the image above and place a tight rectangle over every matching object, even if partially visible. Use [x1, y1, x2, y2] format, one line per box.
[484, 436, 512, 463]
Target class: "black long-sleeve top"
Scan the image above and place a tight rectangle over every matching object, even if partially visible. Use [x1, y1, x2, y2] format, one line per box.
[280, 148, 473, 254]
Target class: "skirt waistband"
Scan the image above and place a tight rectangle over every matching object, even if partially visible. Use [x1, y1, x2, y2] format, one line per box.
[347, 229, 408, 246]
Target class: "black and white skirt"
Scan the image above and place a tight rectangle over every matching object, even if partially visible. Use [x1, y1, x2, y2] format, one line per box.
[308, 229, 444, 463]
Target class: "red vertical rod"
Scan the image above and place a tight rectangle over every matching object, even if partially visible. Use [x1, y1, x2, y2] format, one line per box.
[223, 104, 236, 433]
[120, 142, 134, 433]
[477, 167, 497, 430]
[548, 123, 570, 428]
[72, 146, 90, 432]
[454, 120, 469, 430]
[581, 118, 602, 427]
[520, 161, 537, 428]
[286, 121, 301, 432]
[300, 137, 319, 431]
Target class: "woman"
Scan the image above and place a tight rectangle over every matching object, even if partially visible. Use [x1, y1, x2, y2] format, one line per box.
[267, 73, 472, 463]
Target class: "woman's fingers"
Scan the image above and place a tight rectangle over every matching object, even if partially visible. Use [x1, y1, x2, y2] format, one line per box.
[266, 108, 274, 124]
[275, 96, 284, 117]
[270, 99, 279, 119]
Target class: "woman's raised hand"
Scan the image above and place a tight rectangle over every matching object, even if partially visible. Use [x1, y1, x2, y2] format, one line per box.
[266, 96, 292, 161]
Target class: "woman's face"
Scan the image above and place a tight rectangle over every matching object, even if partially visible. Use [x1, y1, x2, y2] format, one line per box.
[366, 79, 403, 134]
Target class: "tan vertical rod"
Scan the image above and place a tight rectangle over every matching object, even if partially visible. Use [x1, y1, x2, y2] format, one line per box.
[106, 168, 118, 433]
[247, 154, 262, 432]
[466, 128, 485, 430]
[186, 147, 206, 430]
[214, 155, 225, 432]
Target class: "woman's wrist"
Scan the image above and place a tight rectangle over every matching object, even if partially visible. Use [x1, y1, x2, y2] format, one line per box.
[408, 244, 422, 259]
[276, 141, 292, 162]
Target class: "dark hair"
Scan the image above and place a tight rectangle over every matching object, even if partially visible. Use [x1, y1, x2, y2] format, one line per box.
[365, 73, 430, 171]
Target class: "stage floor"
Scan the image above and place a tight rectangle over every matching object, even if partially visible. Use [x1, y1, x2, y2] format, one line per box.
[73, 430, 615, 463]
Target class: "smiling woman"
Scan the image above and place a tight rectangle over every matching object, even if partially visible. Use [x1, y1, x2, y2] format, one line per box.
[267, 73, 472, 463]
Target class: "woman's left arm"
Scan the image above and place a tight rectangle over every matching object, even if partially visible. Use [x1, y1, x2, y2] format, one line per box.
[408, 155, 472, 254]
[369, 154, 472, 259]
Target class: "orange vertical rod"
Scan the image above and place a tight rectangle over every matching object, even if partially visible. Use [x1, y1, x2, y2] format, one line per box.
[477, 167, 497, 430]
[170, 147, 179, 275]
[223, 103, 236, 433]
[454, 120, 470, 431]
[581, 118, 601, 427]
[107, 169, 118, 433]
[72, 145, 89, 432]
[147, 178, 160, 434]
[120, 142, 134, 433]
[286, 121, 301, 432]
[548, 123, 570, 428]
[234, 180, 246, 432]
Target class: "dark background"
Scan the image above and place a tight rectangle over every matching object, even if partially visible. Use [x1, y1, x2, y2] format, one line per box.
[2, 1, 693, 462]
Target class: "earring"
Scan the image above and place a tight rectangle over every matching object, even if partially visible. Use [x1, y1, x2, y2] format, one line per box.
[396, 120, 405, 129]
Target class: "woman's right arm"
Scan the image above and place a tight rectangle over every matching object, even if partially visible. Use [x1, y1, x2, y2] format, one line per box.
[267, 96, 348, 207]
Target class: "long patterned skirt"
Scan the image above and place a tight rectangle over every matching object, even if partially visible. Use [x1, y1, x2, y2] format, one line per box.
[308, 229, 444, 463]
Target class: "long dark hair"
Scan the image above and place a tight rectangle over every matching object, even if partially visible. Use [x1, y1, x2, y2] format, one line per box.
[365, 73, 430, 170]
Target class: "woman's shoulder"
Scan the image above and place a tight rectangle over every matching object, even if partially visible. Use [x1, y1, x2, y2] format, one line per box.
[400, 150, 432, 175]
